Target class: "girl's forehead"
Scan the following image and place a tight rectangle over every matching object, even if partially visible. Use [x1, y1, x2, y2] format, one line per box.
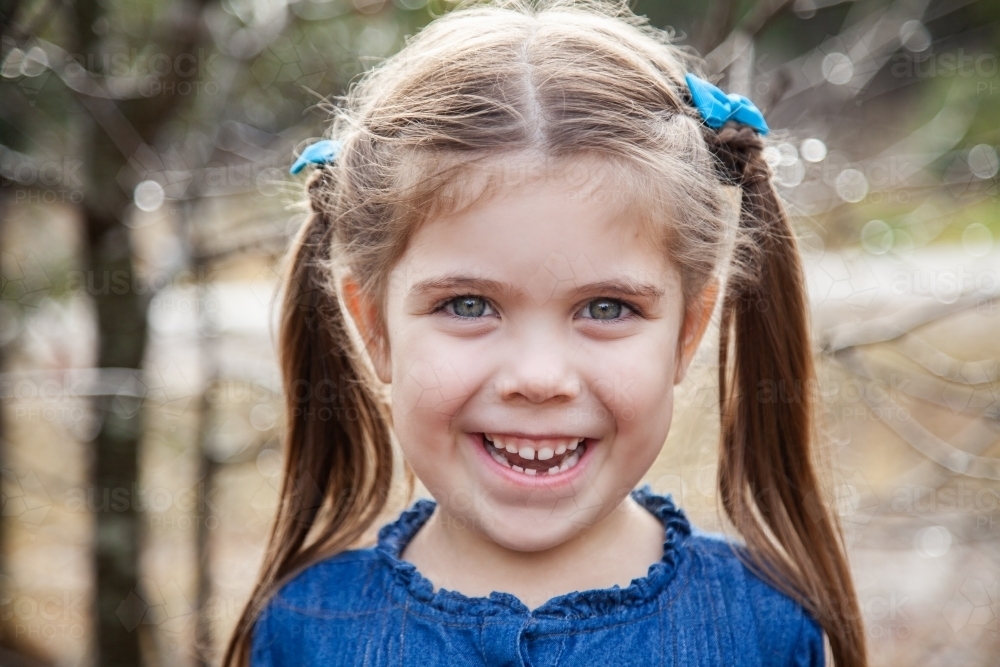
[392, 164, 679, 296]
[373, 149, 692, 303]
[419, 176, 650, 250]
[416, 151, 660, 240]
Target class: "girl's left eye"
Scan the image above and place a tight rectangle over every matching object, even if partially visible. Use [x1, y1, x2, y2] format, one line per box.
[577, 298, 637, 321]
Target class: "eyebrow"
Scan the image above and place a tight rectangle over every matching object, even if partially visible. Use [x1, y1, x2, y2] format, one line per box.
[408, 274, 665, 301]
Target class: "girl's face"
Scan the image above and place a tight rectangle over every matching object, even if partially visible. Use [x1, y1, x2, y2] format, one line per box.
[348, 160, 714, 553]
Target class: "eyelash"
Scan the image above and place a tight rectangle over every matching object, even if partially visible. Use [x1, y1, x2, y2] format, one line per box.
[432, 294, 643, 323]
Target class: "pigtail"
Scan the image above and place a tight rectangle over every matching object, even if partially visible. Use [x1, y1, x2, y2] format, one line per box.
[709, 125, 867, 667]
[221, 171, 396, 667]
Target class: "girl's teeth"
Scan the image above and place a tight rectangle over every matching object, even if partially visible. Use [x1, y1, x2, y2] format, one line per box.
[483, 434, 587, 477]
[561, 451, 579, 470]
[490, 450, 511, 468]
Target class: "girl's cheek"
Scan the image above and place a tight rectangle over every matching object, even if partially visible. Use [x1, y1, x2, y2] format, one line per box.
[582, 348, 677, 471]
[584, 340, 677, 421]
[392, 357, 470, 420]
[391, 337, 491, 434]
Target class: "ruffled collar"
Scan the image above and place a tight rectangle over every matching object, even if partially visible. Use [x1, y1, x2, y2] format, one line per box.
[374, 484, 691, 620]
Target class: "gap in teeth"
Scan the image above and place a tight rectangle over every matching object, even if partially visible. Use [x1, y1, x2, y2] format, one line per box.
[483, 434, 584, 474]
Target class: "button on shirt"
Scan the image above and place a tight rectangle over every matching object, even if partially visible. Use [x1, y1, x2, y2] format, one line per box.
[251, 486, 824, 666]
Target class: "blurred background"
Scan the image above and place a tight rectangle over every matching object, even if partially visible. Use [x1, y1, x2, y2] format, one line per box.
[1, 0, 998, 664]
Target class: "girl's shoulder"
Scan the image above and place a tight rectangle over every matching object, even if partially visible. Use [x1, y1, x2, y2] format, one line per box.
[253, 498, 438, 625]
[249, 546, 391, 667]
[680, 525, 826, 665]
[257, 545, 391, 623]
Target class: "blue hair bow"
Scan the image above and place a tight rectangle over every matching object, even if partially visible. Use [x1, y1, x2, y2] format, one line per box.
[684, 73, 769, 135]
[290, 139, 343, 174]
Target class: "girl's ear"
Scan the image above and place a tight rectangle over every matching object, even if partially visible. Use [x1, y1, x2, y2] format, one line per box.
[674, 279, 719, 385]
[341, 275, 392, 384]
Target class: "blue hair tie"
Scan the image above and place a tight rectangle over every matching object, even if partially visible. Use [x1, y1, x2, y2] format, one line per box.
[684, 73, 769, 135]
[290, 139, 343, 174]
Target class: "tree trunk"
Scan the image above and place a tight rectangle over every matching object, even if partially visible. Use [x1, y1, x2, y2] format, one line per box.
[82, 203, 149, 667]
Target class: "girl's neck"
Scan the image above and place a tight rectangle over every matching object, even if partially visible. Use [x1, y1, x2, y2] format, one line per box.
[399, 494, 665, 610]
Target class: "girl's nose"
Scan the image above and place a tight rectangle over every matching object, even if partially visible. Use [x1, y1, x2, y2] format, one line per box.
[493, 338, 583, 404]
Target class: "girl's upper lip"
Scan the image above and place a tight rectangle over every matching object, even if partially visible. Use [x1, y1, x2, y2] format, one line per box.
[480, 431, 594, 440]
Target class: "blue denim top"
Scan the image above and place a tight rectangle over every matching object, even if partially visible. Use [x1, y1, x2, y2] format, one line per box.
[251, 485, 824, 666]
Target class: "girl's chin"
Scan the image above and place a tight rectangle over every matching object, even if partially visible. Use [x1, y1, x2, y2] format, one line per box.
[462, 490, 613, 549]
[469, 508, 599, 553]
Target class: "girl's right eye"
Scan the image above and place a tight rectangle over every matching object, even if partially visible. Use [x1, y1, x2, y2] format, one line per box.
[438, 295, 496, 320]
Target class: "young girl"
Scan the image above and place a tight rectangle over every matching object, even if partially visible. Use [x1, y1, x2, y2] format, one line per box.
[224, 1, 867, 665]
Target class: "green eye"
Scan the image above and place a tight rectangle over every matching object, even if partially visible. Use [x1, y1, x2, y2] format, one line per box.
[449, 296, 488, 318]
[587, 299, 624, 320]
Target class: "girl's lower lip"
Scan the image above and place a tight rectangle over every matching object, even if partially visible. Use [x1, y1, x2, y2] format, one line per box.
[469, 433, 595, 488]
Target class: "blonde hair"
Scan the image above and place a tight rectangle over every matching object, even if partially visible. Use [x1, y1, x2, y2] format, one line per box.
[224, 2, 867, 666]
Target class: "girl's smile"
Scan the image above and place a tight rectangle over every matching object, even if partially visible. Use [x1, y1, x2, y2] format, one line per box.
[476, 432, 593, 482]
[481, 433, 587, 475]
